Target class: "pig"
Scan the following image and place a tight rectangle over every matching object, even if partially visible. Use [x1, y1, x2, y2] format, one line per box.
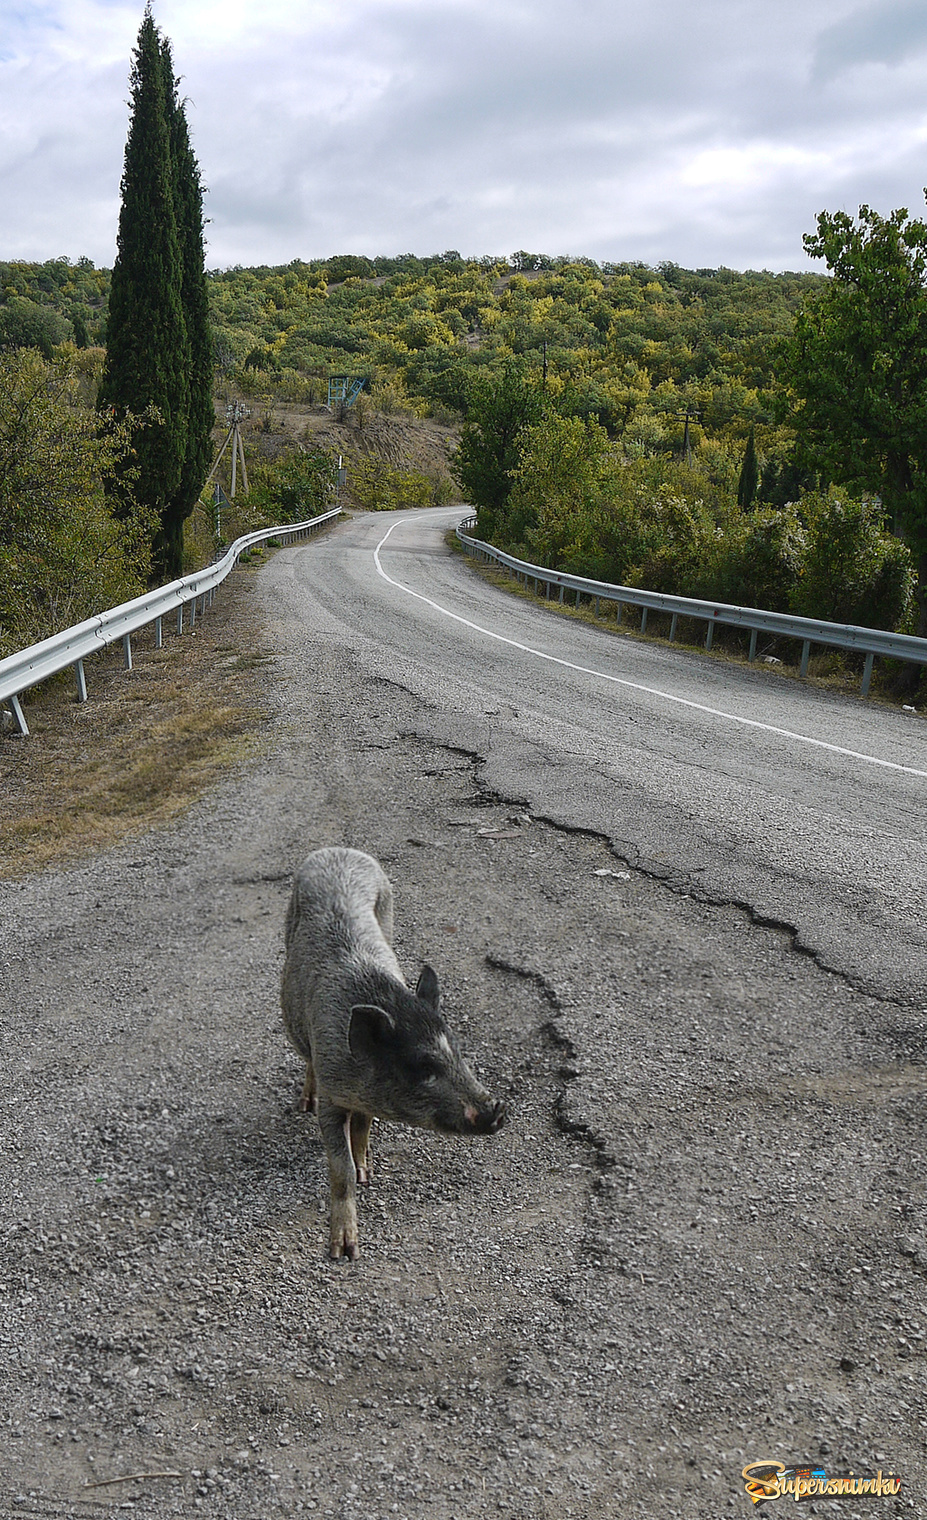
[281, 847, 506, 1260]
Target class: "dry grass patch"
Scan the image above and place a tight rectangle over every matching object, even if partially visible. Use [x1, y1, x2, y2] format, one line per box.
[0, 570, 273, 877]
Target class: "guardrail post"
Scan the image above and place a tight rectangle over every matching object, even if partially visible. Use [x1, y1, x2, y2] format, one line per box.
[559, 584, 565, 604]
[861, 651, 875, 697]
[155, 616, 163, 650]
[748, 629, 758, 662]
[5, 694, 29, 736]
[190, 598, 197, 629]
[705, 620, 715, 652]
[669, 613, 678, 642]
[123, 634, 133, 671]
[177, 605, 184, 635]
[74, 659, 88, 703]
[800, 640, 811, 678]
[640, 607, 648, 634]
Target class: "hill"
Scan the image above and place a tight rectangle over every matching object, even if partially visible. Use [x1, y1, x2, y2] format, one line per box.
[1, 252, 824, 483]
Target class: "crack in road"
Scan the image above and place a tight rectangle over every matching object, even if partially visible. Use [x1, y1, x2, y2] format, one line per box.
[416, 729, 913, 1013]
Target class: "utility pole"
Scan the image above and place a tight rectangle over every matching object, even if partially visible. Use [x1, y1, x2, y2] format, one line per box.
[677, 407, 701, 464]
[206, 401, 250, 499]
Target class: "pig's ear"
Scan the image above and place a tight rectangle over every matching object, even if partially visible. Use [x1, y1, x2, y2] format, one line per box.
[415, 965, 440, 1010]
[348, 1004, 396, 1060]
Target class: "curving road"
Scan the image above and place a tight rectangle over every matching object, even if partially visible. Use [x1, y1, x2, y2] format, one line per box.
[4, 502, 927, 1513]
[265, 504, 927, 1006]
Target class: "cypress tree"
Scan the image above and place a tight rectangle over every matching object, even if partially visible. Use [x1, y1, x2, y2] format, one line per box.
[161, 35, 214, 570]
[99, 6, 213, 582]
[737, 424, 759, 509]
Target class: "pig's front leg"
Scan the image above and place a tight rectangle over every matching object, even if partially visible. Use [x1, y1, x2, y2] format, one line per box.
[318, 1098, 359, 1260]
[350, 1111, 373, 1185]
[299, 1059, 317, 1114]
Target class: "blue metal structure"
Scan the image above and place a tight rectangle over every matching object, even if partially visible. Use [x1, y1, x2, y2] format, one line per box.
[327, 376, 367, 409]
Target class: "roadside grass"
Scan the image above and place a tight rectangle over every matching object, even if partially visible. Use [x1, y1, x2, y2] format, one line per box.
[0, 569, 272, 878]
[446, 530, 922, 708]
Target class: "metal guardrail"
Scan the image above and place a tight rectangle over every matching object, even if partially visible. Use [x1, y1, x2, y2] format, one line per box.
[0, 507, 342, 736]
[456, 518, 927, 697]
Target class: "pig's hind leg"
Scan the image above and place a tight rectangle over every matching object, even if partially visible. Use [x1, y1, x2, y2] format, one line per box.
[350, 1111, 373, 1185]
[318, 1098, 360, 1260]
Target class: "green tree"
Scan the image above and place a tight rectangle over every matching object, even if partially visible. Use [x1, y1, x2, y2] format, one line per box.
[736, 425, 758, 509]
[161, 34, 214, 574]
[98, 7, 211, 582]
[246, 447, 336, 522]
[0, 350, 153, 655]
[450, 361, 545, 540]
[505, 413, 611, 561]
[778, 203, 927, 635]
[0, 297, 69, 357]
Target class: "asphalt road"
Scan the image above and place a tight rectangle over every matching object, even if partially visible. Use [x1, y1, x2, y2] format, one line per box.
[270, 505, 927, 1006]
[3, 505, 926, 1519]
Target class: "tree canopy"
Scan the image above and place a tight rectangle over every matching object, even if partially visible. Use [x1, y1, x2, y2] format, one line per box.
[3, 250, 821, 489]
[778, 202, 927, 632]
[5, 227, 925, 644]
[450, 362, 545, 539]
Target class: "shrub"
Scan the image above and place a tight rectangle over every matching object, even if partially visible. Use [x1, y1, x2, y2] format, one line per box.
[349, 454, 444, 511]
[790, 489, 916, 631]
[245, 445, 337, 524]
[704, 505, 806, 611]
[0, 350, 154, 655]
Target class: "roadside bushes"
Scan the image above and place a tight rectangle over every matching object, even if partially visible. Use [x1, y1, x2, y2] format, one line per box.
[0, 349, 154, 657]
[790, 490, 915, 631]
[704, 505, 806, 612]
[349, 454, 453, 511]
[481, 412, 915, 633]
[245, 445, 337, 524]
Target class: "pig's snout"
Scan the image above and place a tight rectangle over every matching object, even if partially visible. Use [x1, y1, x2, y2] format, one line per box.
[463, 1098, 506, 1134]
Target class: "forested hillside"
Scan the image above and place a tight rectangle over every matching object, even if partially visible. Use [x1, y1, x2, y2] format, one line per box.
[1, 251, 821, 472]
[2, 247, 922, 668]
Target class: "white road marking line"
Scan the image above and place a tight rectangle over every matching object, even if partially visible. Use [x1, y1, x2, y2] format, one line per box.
[373, 519, 927, 779]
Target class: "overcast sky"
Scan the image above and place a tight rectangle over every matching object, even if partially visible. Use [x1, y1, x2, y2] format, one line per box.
[3, 0, 927, 273]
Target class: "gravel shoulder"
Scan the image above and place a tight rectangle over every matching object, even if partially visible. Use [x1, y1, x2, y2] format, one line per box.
[0, 534, 924, 1518]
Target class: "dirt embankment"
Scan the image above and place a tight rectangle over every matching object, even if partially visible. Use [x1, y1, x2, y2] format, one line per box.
[218, 396, 459, 511]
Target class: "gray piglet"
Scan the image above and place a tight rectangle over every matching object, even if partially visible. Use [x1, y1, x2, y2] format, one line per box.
[281, 847, 506, 1259]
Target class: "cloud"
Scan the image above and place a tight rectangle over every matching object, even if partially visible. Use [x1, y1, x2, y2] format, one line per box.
[813, 0, 927, 78]
[3, 0, 927, 270]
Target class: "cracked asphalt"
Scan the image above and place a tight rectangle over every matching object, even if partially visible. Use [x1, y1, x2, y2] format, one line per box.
[1, 506, 926, 1518]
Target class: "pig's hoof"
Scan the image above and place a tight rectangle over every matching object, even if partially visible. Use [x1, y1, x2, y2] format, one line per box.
[330, 1237, 359, 1262]
[298, 1095, 318, 1115]
[356, 1164, 370, 1186]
